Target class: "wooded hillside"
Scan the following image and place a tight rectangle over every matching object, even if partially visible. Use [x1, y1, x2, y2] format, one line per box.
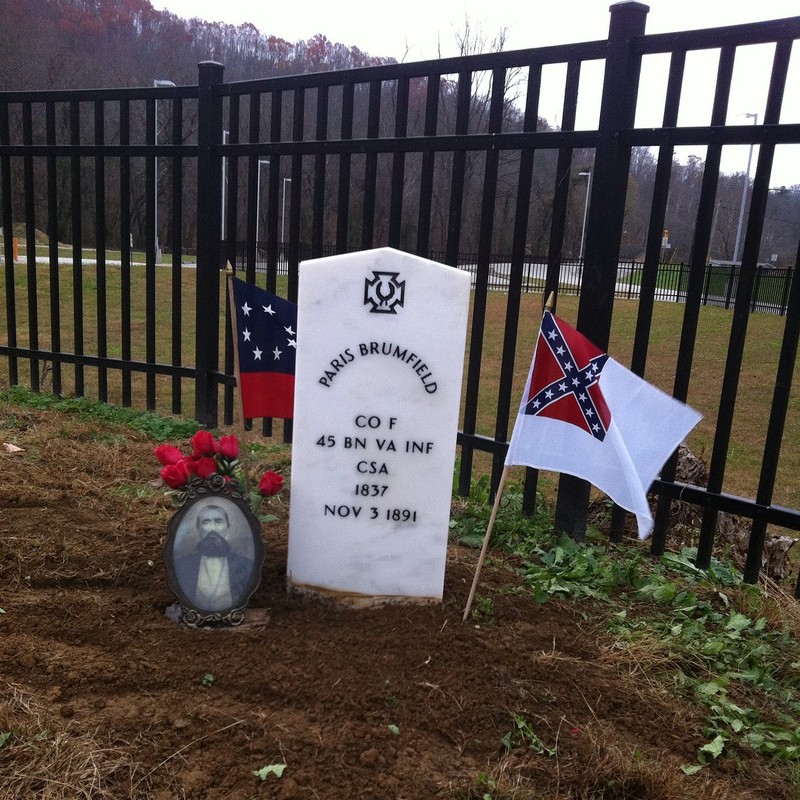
[0, 0, 388, 91]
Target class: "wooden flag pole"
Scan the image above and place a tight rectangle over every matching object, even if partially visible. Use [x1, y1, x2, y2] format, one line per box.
[225, 263, 245, 434]
[462, 464, 511, 622]
[226, 263, 265, 496]
[463, 291, 554, 621]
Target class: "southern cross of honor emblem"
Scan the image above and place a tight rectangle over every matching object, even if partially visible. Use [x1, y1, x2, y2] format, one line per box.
[364, 271, 405, 314]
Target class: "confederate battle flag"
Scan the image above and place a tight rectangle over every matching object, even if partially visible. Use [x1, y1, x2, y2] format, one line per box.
[232, 277, 297, 419]
[505, 311, 701, 538]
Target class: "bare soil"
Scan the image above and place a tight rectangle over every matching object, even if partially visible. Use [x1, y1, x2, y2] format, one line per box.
[0, 400, 795, 799]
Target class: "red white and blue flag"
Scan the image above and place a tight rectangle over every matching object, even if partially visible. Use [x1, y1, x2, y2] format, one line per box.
[232, 277, 297, 420]
[505, 311, 702, 538]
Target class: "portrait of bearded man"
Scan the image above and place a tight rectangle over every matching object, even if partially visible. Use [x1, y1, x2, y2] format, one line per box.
[172, 502, 256, 613]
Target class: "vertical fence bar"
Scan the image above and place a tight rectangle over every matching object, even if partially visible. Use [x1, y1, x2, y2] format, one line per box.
[223, 94, 239, 271]
[387, 76, 409, 250]
[549, 59, 589, 540]
[416, 74, 439, 257]
[453, 68, 487, 497]
[576, 2, 648, 346]
[745, 235, 800, 584]
[194, 60, 224, 428]
[266, 90, 282, 294]
[478, 67, 510, 494]
[222, 95, 238, 426]
[611, 49, 685, 540]
[445, 72, 471, 268]
[171, 98, 185, 416]
[751, 265, 762, 312]
[361, 79, 381, 249]
[94, 100, 108, 402]
[0, 99, 16, 386]
[555, 2, 648, 540]
[69, 99, 84, 397]
[119, 98, 132, 406]
[544, 60, 580, 310]
[145, 95, 157, 409]
[311, 85, 329, 258]
[22, 101, 39, 392]
[245, 92, 261, 283]
[45, 102, 61, 395]
[336, 83, 355, 253]
[513, 64, 544, 516]
[287, 86, 304, 302]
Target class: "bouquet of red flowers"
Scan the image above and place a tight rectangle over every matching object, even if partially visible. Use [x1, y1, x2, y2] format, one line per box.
[154, 430, 284, 520]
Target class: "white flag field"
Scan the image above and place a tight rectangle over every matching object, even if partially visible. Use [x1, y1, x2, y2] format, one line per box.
[505, 312, 702, 539]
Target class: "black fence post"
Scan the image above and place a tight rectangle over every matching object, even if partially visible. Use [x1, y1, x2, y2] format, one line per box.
[553, 1, 649, 540]
[195, 61, 225, 427]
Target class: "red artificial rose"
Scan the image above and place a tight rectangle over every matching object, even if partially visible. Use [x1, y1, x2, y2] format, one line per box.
[160, 460, 191, 489]
[191, 429, 217, 458]
[258, 470, 284, 496]
[192, 456, 217, 480]
[153, 444, 183, 466]
[216, 434, 239, 460]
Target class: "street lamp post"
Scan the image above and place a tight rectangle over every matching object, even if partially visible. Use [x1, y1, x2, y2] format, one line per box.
[153, 79, 175, 264]
[221, 129, 229, 236]
[281, 177, 292, 244]
[578, 171, 592, 262]
[256, 159, 270, 244]
[733, 112, 758, 265]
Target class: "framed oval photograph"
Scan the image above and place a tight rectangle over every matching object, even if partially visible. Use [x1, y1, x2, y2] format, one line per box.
[163, 477, 265, 626]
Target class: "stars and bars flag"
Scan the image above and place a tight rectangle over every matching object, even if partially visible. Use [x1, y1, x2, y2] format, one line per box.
[231, 277, 297, 419]
[505, 310, 702, 538]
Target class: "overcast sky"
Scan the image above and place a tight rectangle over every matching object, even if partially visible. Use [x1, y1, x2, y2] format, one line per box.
[151, 0, 800, 186]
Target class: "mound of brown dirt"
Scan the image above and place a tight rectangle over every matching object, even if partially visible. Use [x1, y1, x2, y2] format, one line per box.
[0, 402, 794, 799]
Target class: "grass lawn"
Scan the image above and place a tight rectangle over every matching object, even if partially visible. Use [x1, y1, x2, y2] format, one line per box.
[1, 260, 799, 517]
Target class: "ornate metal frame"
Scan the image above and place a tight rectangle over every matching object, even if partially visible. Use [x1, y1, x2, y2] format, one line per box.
[162, 475, 265, 627]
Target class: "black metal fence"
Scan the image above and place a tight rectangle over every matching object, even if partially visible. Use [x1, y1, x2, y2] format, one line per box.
[2, 4, 800, 589]
[245, 245, 797, 313]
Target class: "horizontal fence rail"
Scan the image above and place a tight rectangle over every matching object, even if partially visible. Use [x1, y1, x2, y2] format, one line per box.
[1, 5, 800, 592]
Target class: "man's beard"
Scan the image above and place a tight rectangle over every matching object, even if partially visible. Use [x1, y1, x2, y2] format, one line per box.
[196, 533, 232, 557]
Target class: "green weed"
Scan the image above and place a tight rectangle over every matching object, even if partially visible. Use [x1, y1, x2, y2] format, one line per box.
[472, 595, 495, 624]
[0, 386, 200, 441]
[501, 714, 556, 757]
[454, 469, 800, 774]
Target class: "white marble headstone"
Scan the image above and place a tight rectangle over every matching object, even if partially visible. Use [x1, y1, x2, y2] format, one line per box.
[287, 248, 470, 603]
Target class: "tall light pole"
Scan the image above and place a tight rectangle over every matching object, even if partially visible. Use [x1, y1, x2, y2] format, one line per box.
[221, 129, 229, 237]
[578, 171, 592, 262]
[256, 159, 270, 244]
[733, 112, 758, 265]
[281, 177, 292, 244]
[153, 79, 175, 264]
